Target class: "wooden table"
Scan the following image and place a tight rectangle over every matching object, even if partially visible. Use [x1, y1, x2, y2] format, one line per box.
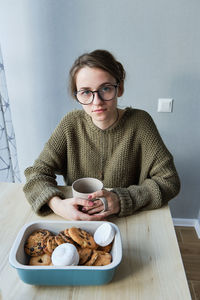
[0, 182, 191, 300]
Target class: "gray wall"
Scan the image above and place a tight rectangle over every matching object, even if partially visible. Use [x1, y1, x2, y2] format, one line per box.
[0, 0, 199, 219]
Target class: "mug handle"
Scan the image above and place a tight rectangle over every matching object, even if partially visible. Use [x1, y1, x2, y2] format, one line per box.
[99, 197, 108, 212]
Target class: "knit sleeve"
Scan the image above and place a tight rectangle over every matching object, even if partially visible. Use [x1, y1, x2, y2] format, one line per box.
[112, 112, 181, 217]
[23, 118, 68, 216]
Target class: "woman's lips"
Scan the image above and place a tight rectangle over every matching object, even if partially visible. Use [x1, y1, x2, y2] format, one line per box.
[93, 108, 106, 113]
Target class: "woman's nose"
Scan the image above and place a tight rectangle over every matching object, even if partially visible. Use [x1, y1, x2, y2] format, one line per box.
[92, 91, 103, 104]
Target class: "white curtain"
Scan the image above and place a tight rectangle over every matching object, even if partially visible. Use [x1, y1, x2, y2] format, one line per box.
[0, 46, 20, 182]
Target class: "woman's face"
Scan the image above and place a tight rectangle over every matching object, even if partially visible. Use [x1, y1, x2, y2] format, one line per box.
[75, 67, 123, 128]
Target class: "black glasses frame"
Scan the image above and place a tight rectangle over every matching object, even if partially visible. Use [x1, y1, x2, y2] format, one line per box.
[74, 83, 119, 105]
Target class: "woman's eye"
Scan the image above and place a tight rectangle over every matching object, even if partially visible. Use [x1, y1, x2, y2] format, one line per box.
[101, 86, 111, 92]
[81, 90, 91, 96]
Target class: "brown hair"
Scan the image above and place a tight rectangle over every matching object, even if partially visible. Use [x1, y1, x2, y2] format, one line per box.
[69, 49, 126, 98]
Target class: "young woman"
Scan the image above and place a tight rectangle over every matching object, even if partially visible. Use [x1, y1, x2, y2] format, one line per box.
[23, 49, 180, 220]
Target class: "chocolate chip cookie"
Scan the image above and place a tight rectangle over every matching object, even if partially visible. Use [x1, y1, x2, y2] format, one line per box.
[68, 227, 97, 249]
[92, 250, 112, 266]
[78, 248, 92, 265]
[24, 229, 51, 256]
[29, 253, 52, 266]
[43, 235, 57, 255]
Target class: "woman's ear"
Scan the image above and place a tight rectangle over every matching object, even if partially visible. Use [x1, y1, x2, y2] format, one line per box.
[117, 81, 124, 97]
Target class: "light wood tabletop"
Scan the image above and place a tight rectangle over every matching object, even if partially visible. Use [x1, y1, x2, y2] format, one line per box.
[0, 182, 191, 300]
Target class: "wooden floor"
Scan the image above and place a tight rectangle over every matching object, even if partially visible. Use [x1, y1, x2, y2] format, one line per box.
[175, 226, 200, 300]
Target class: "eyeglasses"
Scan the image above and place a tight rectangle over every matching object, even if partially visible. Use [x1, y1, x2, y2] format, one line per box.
[74, 83, 119, 105]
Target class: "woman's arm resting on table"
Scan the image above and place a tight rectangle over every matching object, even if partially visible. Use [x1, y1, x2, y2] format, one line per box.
[112, 113, 181, 217]
[112, 156, 180, 217]
[23, 119, 68, 216]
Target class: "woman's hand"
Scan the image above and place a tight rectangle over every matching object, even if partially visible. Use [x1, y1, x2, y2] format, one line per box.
[48, 196, 108, 221]
[82, 190, 120, 217]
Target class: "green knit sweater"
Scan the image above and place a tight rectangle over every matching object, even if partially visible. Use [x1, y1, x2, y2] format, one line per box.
[23, 107, 180, 217]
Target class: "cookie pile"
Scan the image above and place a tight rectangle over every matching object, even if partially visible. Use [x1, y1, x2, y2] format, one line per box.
[24, 227, 113, 267]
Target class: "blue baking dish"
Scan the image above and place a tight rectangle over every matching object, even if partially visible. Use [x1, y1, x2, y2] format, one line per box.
[9, 220, 122, 286]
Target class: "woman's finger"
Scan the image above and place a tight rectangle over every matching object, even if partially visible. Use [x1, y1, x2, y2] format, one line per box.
[71, 197, 94, 207]
[82, 199, 102, 211]
[88, 190, 107, 200]
[87, 205, 104, 215]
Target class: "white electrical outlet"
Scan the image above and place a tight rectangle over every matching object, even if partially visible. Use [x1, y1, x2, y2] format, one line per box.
[157, 98, 173, 113]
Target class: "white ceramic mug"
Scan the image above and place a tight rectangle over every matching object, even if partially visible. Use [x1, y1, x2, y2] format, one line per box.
[72, 178, 108, 212]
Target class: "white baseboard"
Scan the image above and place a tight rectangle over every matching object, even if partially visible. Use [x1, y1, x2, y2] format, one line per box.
[173, 218, 200, 239]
